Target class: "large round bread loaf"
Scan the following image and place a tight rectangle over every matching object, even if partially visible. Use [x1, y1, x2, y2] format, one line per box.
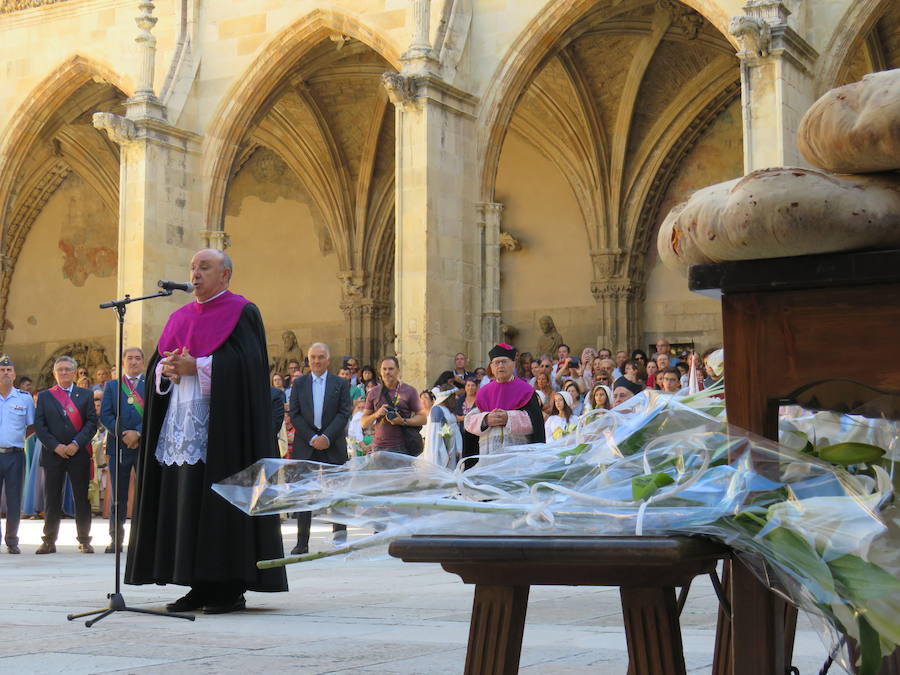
[798, 69, 900, 173]
[657, 167, 900, 273]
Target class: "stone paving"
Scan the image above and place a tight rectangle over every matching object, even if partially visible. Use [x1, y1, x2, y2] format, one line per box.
[1, 517, 834, 674]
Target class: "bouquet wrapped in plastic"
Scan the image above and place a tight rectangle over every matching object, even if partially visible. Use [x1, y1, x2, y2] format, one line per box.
[214, 385, 898, 675]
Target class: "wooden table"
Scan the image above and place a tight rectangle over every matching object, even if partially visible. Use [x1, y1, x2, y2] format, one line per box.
[389, 535, 727, 675]
[690, 247, 900, 675]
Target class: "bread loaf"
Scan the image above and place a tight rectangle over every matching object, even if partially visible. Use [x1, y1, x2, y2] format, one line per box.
[798, 69, 900, 174]
[658, 167, 900, 273]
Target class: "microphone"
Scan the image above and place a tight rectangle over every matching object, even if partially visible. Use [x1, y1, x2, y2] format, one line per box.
[158, 280, 194, 293]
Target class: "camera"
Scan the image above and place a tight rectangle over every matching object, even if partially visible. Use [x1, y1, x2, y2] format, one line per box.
[385, 405, 400, 420]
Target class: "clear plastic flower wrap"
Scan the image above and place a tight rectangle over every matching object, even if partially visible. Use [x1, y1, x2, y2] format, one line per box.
[214, 387, 898, 675]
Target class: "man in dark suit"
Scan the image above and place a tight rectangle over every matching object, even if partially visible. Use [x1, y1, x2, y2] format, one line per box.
[34, 355, 98, 553]
[99, 347, 145, 553]
[289, 342, 351, 555]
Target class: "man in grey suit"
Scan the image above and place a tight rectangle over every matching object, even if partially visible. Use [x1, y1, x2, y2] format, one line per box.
[288, 342, 351, 555]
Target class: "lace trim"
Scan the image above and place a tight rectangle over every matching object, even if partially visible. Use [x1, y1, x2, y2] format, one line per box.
[156, 394, 210, 466]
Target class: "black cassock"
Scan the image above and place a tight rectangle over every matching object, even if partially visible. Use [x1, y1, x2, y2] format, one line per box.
[125, 304, 288, 593]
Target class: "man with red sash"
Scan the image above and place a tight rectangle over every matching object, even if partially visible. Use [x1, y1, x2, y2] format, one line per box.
[464, 343, 546, 455]
[34, 355, 98, 553]
[99, 347, 145, 553]
[126, 249, 287, 614]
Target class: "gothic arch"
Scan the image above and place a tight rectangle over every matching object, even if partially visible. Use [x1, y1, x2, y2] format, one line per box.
[816, 0, 894, 95]
[0, 54, 128, 348]
[0, 54, 129, 238]
[202, 8, 402, 236]
[476, 0, 737, 204]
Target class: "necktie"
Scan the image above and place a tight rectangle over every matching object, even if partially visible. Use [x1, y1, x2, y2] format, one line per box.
[313, 376, 324, 431]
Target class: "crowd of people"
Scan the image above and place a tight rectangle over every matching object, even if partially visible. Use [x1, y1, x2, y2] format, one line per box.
[0, 331, 722, 560]
[267, 337, 723, 474]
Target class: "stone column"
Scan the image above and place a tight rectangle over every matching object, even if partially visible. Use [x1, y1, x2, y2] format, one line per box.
[589, 248, 644, 352]
[477, 202, 502, 362]
[92, 1, 202, 357]
[339, 270, 391, 366]
[384, 69, 478, 388]
[730, 0, 818, 172]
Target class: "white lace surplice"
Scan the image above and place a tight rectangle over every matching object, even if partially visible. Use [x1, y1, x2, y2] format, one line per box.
[154, 356, 213, 466]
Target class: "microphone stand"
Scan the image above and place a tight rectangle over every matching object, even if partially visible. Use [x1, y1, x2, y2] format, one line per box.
[67, 289, 194, 626]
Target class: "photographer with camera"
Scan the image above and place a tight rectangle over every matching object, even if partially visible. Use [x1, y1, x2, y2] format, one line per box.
[360, 356, 427, 455]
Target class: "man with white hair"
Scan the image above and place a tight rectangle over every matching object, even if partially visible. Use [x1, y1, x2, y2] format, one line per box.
[34, 355, 97, 553]
[126, 249, 287, 614]
[288, 341, 351, 555]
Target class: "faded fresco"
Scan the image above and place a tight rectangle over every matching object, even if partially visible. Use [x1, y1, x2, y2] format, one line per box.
[56, 173, 118, 287]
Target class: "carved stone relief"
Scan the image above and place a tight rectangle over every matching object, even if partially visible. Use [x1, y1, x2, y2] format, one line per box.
[0, 0, 70, 14]
[536, 315, 564, 358]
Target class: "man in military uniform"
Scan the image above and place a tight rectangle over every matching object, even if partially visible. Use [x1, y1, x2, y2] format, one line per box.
[0, 354, 35, 554]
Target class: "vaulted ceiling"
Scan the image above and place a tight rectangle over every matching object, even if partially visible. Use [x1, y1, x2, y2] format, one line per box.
[230, 39, 396, 304]
[1, 79, 123, 309]
[505, 0, 739, 284]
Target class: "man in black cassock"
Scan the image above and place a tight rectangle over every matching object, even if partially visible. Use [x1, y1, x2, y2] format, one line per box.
[125, 249, 287, 613]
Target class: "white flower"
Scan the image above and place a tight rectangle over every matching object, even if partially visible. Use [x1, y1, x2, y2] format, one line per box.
[764, 493, 886, 561]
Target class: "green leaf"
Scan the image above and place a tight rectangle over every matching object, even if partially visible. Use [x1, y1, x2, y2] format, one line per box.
[631, 473, 675, 501]
[857, 614, 882, 675]
[762, 527, 836, 598]
[818, 443, 885, 466]
[557, 443, 590, 459]
[828, 555, 900, 603]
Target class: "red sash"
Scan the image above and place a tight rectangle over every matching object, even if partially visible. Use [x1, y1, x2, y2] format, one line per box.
[50, 386, 84, 432]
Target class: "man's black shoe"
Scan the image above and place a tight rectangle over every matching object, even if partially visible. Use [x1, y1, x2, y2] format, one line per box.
[290, 544, 308, 556]
[78, 543, 95, 553]
[202, 594, 246, 615]
[7, 544, 20, 554]
[165, 590, 205, 613]
[35, 541, 56, 554]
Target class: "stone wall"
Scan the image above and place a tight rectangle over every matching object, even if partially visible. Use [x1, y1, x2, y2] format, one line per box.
[224, 148, 346, 363]
[4, 172, 117, 380]
[643, 98, 745, 353]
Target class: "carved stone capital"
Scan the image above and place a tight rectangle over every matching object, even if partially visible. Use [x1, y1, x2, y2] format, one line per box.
[591, 279, 644, 303]
[742, 0, 791, 25]
[498, 231, 522, 252]
[382, 72, 420, 112]
[202, 229, 231, 250]
[729, 14, 771, 58]
[338, 271, 367, 300]
[590, 248, 628, 279]
[92, 112, 137, 145]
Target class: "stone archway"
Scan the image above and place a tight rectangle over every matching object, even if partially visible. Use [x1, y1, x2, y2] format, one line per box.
[476, 0, 738, 207]
[214, 18, 399, 367]
[0, 55, 127, 367]
[816, 0, 896, 94]
[483, 0, 741, 352]
[202, 8, 401, 237]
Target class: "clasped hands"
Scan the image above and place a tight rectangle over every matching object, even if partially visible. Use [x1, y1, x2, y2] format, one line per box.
[310, 435, 330, 451]
[161, 347, 197, 384]
[485, 409, 508, 427]
[54, 442, 79, 458]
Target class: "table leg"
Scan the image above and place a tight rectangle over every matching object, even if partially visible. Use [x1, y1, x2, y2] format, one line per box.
[711, 562, 732, 675]
[729, 557, 790, 675]
[464, 584, 530, 675]
[620, 586, 686, 675]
